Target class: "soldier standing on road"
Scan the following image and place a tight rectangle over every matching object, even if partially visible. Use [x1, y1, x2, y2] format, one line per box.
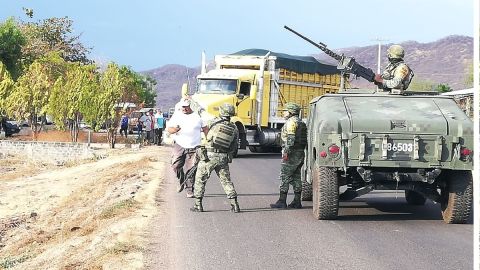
[373, 44, 414, 94]
[167, 99, 208, 198]
[190, 104, 240, 213]
[270, 102, 307, 209]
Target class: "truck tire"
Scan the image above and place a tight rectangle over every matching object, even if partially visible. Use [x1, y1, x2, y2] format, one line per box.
[404, 190, 426, 205]
[312, 166, 339, 220]
[441, 170, 473, 224]
[302, 179, 313, 201]
[301, 165, 312, 201]
[248, 146, 258, 153]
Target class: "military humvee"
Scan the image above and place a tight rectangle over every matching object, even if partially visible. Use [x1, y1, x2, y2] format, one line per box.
[301, 89, 473, 224]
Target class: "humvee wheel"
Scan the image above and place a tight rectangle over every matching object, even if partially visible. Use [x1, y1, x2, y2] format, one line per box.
[405, 190, 426, 205]
[441, 170, 473, 224]
[301, 179, 312, 201]
[248, 146, 258, 153]
[312, 167, 338, 220]
[301, 164, 312, 201]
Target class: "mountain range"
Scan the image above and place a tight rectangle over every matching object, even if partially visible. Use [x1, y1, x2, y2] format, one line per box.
[142, 35, 473, 110]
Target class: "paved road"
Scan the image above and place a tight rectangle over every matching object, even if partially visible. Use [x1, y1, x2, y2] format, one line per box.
[148, 150, 473, 270]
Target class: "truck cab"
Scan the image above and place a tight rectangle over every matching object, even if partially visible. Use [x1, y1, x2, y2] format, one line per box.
[190, 49, 341, 153]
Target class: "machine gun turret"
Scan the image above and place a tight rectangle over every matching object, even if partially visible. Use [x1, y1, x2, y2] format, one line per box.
[284, 25, 375, 83]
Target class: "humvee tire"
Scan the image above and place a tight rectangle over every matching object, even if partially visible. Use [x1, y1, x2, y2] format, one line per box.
[301, 164, 312, 201]
[405, 190, 426, 205]
[312, 167, 338, 220]
[301, 179, 312, 201]
[441, 170, 473, 224]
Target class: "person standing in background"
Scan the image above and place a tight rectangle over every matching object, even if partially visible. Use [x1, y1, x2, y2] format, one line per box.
[119, 111, 129, 138]
[143, 109, 154, 145]
[154, 109, 165, 145]
[137, 112, 145, 143]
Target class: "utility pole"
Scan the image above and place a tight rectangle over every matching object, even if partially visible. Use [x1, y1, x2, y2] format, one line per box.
[371, 38, 389, 74]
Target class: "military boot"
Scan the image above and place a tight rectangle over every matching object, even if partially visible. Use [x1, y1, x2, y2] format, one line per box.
[270, 192, 288, 208]
[288, 192, 302, 209]
[190, 197, 203, 212]
[229, 198, 240, 213]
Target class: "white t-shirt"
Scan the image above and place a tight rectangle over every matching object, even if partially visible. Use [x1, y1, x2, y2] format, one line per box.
[167, 111, 205, 149]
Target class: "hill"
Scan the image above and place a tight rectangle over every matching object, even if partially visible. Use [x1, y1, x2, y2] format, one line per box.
[142, 35, 473, 109]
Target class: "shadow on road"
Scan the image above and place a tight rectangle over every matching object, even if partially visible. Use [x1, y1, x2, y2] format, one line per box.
[335, 199, 474, 224]
[204, 193, 280, 198]
[235, 153, 280, 160]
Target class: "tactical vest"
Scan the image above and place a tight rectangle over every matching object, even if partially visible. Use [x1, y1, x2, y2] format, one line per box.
[295, 118, 308, 149]
[382, 62, 414, 90]
[282, 116, 307, 149]
[207, 119, 236, 152]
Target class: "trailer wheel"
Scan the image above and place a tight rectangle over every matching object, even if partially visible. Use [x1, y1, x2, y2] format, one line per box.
[404, 190, 426, 205]
[441, 170, 473, 224]
[312, 166, 339, 220]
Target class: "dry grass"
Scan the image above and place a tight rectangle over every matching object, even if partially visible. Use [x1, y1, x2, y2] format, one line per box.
[0, 146, 170, 269]
[99, 198, 140, 219]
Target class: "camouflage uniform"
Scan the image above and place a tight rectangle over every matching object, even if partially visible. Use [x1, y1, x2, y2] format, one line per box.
[376, 45, 414, 94]
[380, 61, 413, 91]
[191, 104, 240, 213]
[271, 103, 307, 209]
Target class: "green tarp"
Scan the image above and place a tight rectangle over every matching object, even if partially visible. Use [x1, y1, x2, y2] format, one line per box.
[230, 48, 340, 75]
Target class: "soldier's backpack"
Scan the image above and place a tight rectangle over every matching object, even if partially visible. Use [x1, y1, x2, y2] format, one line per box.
[209, 120, 236, 152]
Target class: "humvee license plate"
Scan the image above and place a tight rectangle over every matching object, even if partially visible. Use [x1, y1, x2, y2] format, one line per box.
[385, 142, 413, 152]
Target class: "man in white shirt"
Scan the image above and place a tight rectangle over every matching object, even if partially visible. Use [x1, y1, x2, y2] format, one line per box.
[167, 99, 208, 197]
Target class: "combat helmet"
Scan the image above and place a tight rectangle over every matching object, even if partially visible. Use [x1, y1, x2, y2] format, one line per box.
[219, 103, 235, 117]
[285, 102, 301, 115]
[387, 44, 405, 59]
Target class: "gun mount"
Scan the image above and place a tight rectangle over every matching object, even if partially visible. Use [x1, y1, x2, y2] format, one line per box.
[284, 25, 375, 87]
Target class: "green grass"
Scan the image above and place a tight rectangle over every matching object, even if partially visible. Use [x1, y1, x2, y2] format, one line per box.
[0, 254, 31, 269]
[99, 198, 139, 219]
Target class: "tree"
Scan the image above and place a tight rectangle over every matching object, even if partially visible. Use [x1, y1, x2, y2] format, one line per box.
[6, 52, 67, 139]
[82, 62, 124, 148]
[0, 18, 26, 80]
[0, 61, 14, 121]
[138, 75, 157, 107]
[48, 62, 98, 142]
[20, 16, 91, 69]
[435, 83, 452, 93]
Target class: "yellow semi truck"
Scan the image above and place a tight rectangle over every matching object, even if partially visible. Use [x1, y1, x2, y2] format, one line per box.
[189, 49, 342, 153]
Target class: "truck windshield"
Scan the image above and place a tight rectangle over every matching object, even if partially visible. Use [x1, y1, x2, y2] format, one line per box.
[197, 79, 237, 94]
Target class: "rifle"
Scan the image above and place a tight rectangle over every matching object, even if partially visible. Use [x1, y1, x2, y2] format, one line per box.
[284, 25, 375, 82]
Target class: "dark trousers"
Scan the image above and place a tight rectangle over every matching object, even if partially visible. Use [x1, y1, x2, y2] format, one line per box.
[120, 126, 128, 138]
[155, 128, 163, 145]
[171, 143, 198, 192]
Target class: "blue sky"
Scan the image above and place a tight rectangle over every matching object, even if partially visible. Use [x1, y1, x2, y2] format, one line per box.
[1, 0, 474, 71]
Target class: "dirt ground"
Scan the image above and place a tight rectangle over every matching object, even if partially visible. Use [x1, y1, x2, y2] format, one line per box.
[0, 143, 172, 269]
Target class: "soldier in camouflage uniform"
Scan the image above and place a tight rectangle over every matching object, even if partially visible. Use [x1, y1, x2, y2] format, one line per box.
[270, 102, 307, 209]
[374, 44, 414, 94]
[190, 104, 240, 213]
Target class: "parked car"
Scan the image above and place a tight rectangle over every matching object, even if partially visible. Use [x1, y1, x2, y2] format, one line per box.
[3, 121, 20, 137]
